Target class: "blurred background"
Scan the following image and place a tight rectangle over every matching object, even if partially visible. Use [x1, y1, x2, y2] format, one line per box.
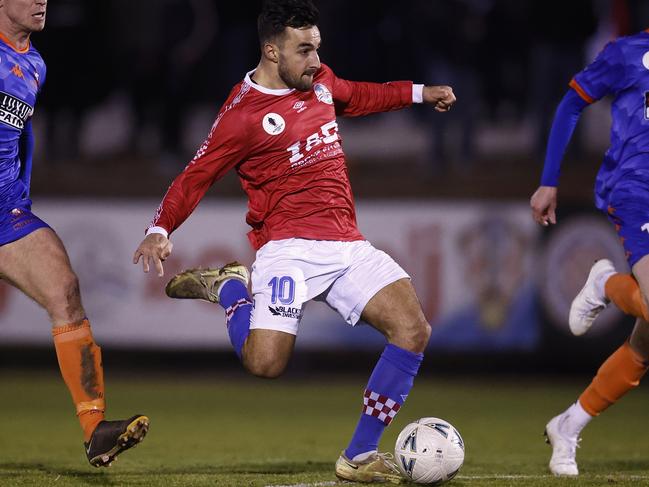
[2, 0, 649, 375]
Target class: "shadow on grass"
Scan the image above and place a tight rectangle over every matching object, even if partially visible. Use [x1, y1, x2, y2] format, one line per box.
[0, 462, 115, 485]
[582, 458, 649, 474]
[152, 460, 333, 475]
[0, 459, 332, 478]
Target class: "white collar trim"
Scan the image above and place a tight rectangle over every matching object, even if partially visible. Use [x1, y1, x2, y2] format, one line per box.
[244, 69, 295, 96]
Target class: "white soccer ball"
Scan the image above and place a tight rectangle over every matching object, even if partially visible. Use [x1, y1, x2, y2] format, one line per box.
[394, 417, 465, 485]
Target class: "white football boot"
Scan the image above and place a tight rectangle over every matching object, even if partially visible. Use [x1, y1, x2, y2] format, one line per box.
[545, 414, 580, 476]
[569, 259, 615, 336]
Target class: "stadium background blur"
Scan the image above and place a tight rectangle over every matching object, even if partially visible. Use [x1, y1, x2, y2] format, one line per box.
[0, 0, 643, 370]
[3, 1, 649, 485]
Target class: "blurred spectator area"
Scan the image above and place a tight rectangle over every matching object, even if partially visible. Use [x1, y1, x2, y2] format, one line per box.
[29, 0, 648, 202]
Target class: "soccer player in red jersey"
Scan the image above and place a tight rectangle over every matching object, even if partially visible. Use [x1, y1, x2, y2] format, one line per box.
[134, 0, 454, 481]
[0, 0, 148, 467]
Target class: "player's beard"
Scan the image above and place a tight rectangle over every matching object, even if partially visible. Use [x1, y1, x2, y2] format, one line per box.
[278, 59, 314, 92]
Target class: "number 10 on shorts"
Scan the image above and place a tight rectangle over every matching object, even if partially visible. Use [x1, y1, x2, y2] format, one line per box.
[268, 276, 296, 305]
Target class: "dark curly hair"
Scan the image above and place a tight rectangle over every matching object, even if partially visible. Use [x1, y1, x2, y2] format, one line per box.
[257, 0, 319, 44]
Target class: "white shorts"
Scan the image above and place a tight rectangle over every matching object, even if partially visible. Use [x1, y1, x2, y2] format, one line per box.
[249, 238, 410, 335]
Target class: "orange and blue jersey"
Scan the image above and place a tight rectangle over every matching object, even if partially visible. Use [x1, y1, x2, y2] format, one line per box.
[570, 29, 649, 210]
[541, 29, 649, 266]
[0, 34, 49, 246]
[0, 33, 45, 208]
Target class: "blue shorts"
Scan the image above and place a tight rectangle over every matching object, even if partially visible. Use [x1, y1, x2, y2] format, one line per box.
[607, 183, 649, 268]
[0, 204, 50, 246]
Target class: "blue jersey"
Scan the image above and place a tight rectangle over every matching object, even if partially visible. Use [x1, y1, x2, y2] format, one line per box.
[570, 29, 649, 210]
[0, 33, 45, 209]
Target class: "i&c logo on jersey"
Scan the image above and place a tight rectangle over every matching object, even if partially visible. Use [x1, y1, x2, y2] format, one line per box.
[0, 91, 33, 130]
[262, 112, 286, 135]
[313, 83, 333, 104]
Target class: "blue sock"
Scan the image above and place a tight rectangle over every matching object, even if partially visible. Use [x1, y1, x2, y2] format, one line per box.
[345, 343, 423, 460]
[218, 279, 252, 359]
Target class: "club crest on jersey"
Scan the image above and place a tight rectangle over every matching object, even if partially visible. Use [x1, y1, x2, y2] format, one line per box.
[262, 113, 286, 135]
[313, 83, 333, 105]
[643, 51, 649, 70]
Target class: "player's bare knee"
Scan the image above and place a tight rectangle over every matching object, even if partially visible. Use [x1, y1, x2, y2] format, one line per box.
[45, 271, 84, 320]
[394, 318, 431, 353]
[411, 318, 432, 351]
[243, 355, 287, 379]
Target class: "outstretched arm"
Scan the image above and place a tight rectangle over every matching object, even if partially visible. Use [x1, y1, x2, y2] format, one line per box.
[327, 64, 455, 117]
[531, 89, 589, 226]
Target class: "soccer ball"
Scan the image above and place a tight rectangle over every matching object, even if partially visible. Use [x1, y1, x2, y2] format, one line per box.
[394, 417, 465, 485]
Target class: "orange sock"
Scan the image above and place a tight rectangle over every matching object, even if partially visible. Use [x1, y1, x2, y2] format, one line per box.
[52, 319, 105, 442]
[579, 341, 648, 416]
[605, 274, 649, 321]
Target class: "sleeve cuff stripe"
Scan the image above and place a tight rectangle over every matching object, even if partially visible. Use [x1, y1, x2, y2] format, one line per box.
[412, 84, 424, 104]
[569, 79, 595, 104]
[146, 226, 169, 238]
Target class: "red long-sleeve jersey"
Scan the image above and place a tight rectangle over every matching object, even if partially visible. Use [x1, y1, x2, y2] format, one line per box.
[149, 63, 414, 250]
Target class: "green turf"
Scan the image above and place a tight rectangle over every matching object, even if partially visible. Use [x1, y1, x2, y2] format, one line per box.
[0, 371, 648, 486]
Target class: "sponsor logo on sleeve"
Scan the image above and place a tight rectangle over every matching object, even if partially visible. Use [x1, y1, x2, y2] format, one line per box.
[0, 91, 33, 130]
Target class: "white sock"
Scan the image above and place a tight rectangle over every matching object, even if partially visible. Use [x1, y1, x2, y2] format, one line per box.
[560, 401, 593, 439]
[595, 269, 615, 301]
[351, 450, 377, 462]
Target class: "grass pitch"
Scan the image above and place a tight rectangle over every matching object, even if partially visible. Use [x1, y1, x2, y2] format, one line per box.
[0, 370, 648, 486]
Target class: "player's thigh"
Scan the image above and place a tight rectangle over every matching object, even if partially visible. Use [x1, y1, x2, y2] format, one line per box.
[324, 241, 429, 351]
[0, 226, 78, 308]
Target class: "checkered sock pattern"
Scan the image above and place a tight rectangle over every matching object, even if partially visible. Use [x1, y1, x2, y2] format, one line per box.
[345, 344, 423, 460]
[225, 298, 252, 321]
[363, 389, 401, 425]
